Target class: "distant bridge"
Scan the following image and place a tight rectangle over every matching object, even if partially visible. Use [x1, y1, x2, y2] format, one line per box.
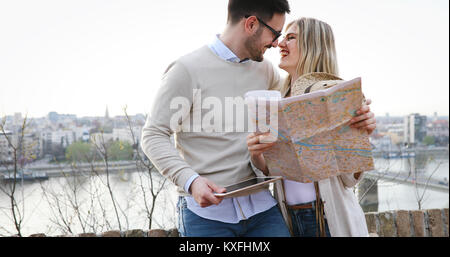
[0, 161, 154, 178]
[371, 147, 449, 159]
[364, 170, 449, 191]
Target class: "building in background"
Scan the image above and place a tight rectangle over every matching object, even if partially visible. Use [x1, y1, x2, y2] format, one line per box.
[112, 128, 141, 144]
[404, 113, 427, 146]
[47, 112, 77, 125]
[427, 119, 449, 146]
[0, 130, 14, 164]
[0, 130, 41, 164]
[41, 130, 76, 158]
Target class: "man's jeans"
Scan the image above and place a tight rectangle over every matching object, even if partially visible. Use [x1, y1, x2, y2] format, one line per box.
[288, 200, 332, 237]
[177, 196, 291, 237]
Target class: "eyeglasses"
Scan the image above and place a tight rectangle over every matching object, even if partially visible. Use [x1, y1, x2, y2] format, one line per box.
[245, 15, 282, 43]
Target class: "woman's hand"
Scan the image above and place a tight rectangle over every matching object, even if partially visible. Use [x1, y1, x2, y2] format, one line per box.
[247, 132, 277, 158]
[349, 98, 377, 135]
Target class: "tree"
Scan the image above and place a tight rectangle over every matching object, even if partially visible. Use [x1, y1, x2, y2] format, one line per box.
[65, 141, 95, 162]
[423, 136, 435, 146]
[107, 140, 133, 161]
[123, 106, 168, 230]
[91, 130, 124, 231]
[0, 115, 28, 236]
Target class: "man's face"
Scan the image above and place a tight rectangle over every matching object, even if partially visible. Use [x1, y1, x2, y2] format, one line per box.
[245, 13, 286, 62]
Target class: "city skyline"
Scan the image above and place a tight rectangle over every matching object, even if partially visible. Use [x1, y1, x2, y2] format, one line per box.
[2, 108, 449, 121]
[1, 0, 449, 118]
[1, 106, 450, 120]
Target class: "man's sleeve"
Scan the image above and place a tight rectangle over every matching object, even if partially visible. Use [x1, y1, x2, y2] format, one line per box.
[141, 61, 199, 189]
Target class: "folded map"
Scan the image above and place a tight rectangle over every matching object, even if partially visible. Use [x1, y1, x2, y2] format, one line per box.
[249, 77, 375, 183]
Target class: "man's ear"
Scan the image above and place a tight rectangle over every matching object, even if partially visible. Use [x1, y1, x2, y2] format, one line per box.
[244, 16, 258, 35]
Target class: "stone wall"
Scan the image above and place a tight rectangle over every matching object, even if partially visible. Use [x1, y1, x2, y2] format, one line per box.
[26, 208, 448, 237]
[365, 208, 448, 237]
[28, 228, 179, 237]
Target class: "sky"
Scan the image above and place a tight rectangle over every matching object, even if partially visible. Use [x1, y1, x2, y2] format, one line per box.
[0, 0, 448, 118]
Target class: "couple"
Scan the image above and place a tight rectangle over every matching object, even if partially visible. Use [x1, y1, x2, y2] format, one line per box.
[141, 0, 376, 237]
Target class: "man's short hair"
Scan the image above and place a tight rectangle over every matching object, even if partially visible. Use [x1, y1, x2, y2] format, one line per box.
[227, 0, 291, 24]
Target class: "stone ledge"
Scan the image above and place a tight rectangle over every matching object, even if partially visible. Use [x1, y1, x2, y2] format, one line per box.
[148, 229, 168, 237]
[22, 208, 449, 237]
[29, 233, 46, 237]
[124, 229, 145, 237]
[365, 208, 448, 237]
[101, 230, 121, 237]
[78, 233, 97, 237]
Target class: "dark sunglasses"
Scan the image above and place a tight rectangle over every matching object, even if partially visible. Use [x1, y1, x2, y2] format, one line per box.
[245, 15, 282, 43]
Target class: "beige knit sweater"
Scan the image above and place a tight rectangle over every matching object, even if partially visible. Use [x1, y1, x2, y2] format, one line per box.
[141, 45, 281, 195]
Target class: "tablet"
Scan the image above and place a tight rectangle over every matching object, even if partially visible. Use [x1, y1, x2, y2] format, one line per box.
[214, 176, 282, 198]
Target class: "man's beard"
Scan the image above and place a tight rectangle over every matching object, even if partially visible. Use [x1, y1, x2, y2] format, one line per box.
[244, 28, 271, 62]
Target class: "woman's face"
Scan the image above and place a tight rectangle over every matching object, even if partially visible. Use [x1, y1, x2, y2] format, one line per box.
[278, 23, 300, 76]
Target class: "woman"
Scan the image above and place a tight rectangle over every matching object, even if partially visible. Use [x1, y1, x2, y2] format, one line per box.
[247, 17, 376, 237]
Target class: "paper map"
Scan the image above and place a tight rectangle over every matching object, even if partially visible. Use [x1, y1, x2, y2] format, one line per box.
[255, 78, 374, 183]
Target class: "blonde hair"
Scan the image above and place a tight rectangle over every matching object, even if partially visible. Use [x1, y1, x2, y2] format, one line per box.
[277, 17, 339, 96]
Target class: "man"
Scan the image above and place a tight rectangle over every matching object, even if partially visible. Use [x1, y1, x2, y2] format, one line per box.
[141, 0, 376, 237]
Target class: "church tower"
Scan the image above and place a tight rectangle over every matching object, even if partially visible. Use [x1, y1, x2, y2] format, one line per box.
[105, 105, 110, 120]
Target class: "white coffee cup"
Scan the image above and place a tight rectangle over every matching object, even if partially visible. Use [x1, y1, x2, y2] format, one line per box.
[245, 90, 280, 143]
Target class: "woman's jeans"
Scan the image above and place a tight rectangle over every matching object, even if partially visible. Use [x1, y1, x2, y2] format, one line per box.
[177, 196, 291, 237]
[288, 200, 332, 237]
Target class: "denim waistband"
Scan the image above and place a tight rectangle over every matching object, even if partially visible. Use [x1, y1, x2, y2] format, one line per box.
[288, 200, 317, 209]
[287, 200, 327, 219]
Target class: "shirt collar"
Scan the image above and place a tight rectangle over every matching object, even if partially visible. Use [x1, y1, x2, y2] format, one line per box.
[209, 34, 249, 63]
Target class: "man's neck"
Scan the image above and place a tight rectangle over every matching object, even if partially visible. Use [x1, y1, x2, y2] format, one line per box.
[219, 26, 249, 61]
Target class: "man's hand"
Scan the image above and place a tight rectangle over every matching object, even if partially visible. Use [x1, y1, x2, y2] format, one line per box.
[349, 98, 377, 135]
[190, 176, 226, 208]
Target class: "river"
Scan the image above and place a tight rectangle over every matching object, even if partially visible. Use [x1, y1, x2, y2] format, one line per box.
[0, 157, 448, 236]
[368, 156, 449, 212]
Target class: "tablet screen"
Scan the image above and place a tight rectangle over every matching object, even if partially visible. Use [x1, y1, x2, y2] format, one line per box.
[224, 177, 274, 193]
